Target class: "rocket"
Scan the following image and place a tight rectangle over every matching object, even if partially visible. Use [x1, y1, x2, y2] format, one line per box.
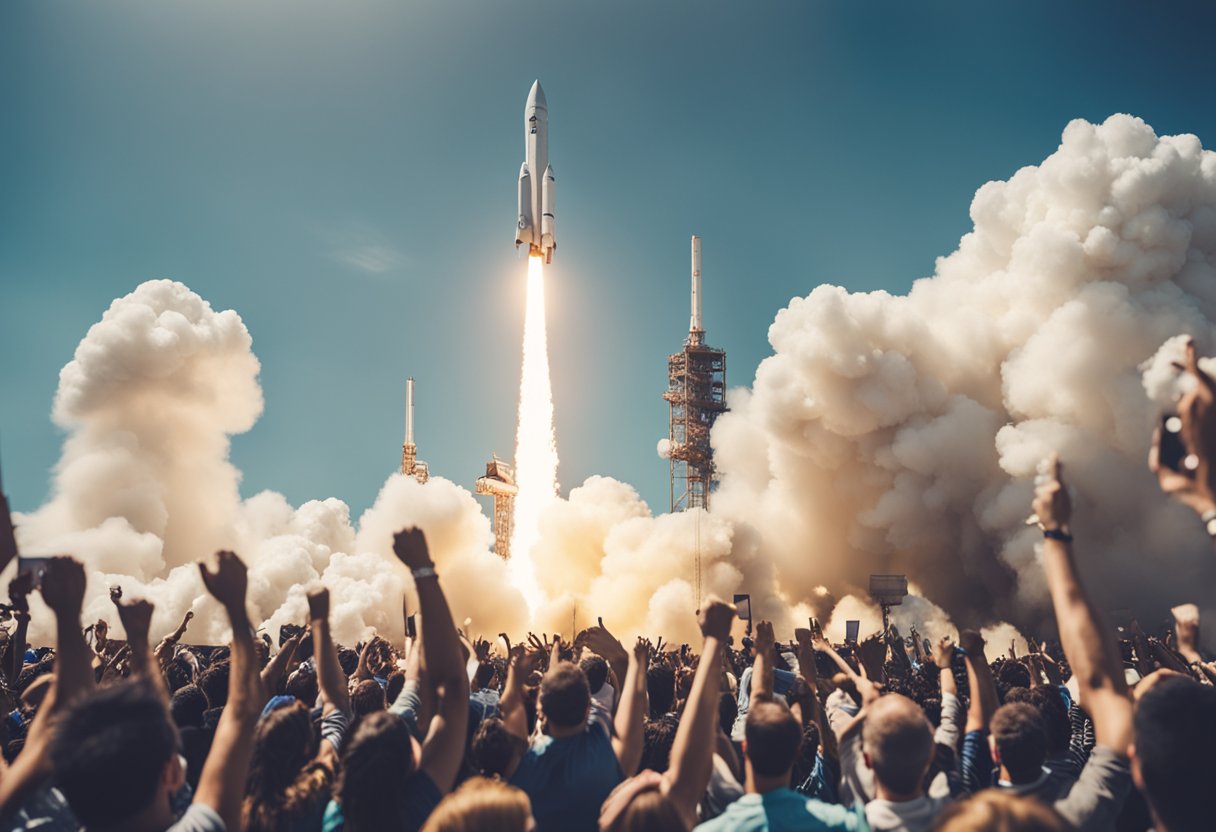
[515, 80, 556, 263]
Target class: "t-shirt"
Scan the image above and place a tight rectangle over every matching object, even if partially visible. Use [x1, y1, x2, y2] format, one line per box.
[169, 804, 227, 832]
[864, 795, 951, 832]
[694, 789, 865, 832]
[321, 771, 443, 832]
[509, 703, 623, 831]
[8, 793, 223, 832]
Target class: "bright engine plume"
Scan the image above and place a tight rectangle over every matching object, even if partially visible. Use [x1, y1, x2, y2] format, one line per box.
[509, 255, 558, 611]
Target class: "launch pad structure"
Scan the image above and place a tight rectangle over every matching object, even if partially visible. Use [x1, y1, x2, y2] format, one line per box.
[401, 377, 430, 484]
[664, 236, 727, 514]
[476, 455, 517, 559]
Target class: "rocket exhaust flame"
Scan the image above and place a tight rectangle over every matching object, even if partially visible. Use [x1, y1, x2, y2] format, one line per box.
[509, 255, 557, 611]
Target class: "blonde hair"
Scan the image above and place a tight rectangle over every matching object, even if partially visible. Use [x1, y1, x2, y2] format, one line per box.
[420, 777, 532, 832]
[934, 791, 1070, 832]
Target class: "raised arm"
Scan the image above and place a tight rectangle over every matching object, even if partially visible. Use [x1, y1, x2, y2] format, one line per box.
[394, 528, 469, 793]
[1034, 455, 1132, 755]
[611, 638, 648, 777]
[750, 620, 776, 704]
[193, 551, 267, 832]
[664, 599, 735, 826]
[4, 572, 33, 684]
[795, 626, 838, 763]
[576, 621, 630, 705]
[0, 557, 93, 820]
[112, 591, 167, 700]
[960, 630, 997, 733]
[261, 631, 302, 693]
[499, 642, 534, 740]
[308, 588, 352, 715]
[154, 609, 193, 666]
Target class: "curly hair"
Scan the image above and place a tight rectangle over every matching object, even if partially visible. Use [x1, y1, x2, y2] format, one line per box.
[242, 701, 331, 832]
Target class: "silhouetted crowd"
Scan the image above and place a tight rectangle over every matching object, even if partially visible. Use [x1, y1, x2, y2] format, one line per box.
[3, 340, 1216, 832]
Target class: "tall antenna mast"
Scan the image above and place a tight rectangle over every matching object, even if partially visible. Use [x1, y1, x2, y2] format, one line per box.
[689, 235, 703, 345]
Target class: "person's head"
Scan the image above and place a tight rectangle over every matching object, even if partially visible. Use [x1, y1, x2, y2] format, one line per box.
[284, 665, 319, 706]
[51, 680, 184, 830]
[539, 662, 590, 731]
[989, 702, 1047, 783]
[170, 685, 208, 729]
[599, 770, 684, 832]
[743, 701, 802, 784]
[935, 790, 1070, 832]
[646, 665, 675, 718]
[862, 694, 934, 799]
[244, 701, 322, 829]
[164, 658, 193, 693]
[998, 661, 1032, 693]
[639, 717, 678, 773]
[351, 679, 387, 718]
[473, 661, 497, 691]
[580, 655, 609, 695]
[336, 711, 416, 830]
[1133, 674, 1216, 832]
[420, 776, 532, 832]
[386, 670, 406, 704]
[338, 647, 359, 678]
[1003, 687, 1069, 754]
[470, 716, 525, 779]
[718, 691, 738, 736]
[197, 660, 230, 709]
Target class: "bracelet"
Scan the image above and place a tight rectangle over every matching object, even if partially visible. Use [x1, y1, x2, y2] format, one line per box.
[1043, 528, 1073, 543]
[411, 565, 438, 580]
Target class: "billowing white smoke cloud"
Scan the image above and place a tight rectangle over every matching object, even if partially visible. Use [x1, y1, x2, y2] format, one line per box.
[15, 280, 526, 646]
[15, 114, 1216, 652]
[707, 114, 1216, 644]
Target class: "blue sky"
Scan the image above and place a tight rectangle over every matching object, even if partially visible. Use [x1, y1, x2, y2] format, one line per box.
[2, 0, 1215, 519]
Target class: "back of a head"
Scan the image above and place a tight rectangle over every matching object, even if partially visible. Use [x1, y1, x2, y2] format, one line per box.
[420, 776, 532, 832]
[170, 684, 208, 729]
[580, 655, 609, 695]
[285, 665, 319, 705]
[646, 664, 675, 718]
[640, 717, 678, 773]
[351, 678, 387, 718]
[935, 791, 1069, 832]
[744, 701, 802, 778]
[990, 702, 1047, 783]
[1134, 676, 1216, 832]
[1004, 687, 1070, 754]
[470, 716, 520, 778]
[197, 660, 230, 709]
[336, 710, 415, 830]
[474, 661, 497, 690]
[605, 781, 684, 832]
[539, 662, 591, 729]
[863, 694, 934, 796]
[51, 680, 178, 828]
[245, 702, 320, 828]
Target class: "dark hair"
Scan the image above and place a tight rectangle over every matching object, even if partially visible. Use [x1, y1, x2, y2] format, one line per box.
[1005, 687, 1070, 754]
[51, 681, 178, 827]
[744, 701, 802, 778]
[351, 679, 387, 718]
[646, 665, 675, 718]
[385, 671, 405, 705]
[640, 716, 679, 773]
[243, 701, 329, 832]
[335, 711, 415, 831]
[580, 655, 609, 694]
[197, 660, 230, 709]
[285, 666, 319, 706]
[474, 662, 497, 690]
[471, 716, 522, 778]
[338, 648, 359, 678]
[15, 660, 52, 695]
[165, 657, 193, 693]
[998, 662, 1032, 692]
[539, 663, 590, 729]
[991, 703, 1047, 783]
[718, 691, 738, 737]
[1134, 676, 1216, 832]
[170, 684, 208, 729]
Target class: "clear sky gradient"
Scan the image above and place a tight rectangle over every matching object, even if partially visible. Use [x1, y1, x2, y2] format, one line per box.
[3, 1, 1215, 519]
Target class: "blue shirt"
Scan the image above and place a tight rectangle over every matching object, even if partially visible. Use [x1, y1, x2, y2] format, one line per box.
[322, 771, 442, 832]
[509, 704, 623, 832]
[694, 789, 866, 831]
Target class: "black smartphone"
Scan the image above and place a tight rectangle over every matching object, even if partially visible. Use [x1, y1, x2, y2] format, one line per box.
[1159, 412, 1189, 472]
[406, 614, 417, 639]
[17, 556, 53, 590]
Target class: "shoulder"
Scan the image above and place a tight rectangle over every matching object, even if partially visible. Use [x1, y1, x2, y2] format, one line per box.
[168, 803, 226, 832]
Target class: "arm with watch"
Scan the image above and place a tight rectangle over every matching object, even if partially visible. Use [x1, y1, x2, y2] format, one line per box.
[393, 527, 469, 794]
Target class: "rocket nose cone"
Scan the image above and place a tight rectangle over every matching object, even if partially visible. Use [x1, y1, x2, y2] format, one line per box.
[528, 80, 547, 109]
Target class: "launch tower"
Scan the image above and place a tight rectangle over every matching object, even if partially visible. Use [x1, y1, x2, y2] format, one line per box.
[401, 378, 430, 484]
[475, 454, 517, 559]
[664, 236, 727, 512]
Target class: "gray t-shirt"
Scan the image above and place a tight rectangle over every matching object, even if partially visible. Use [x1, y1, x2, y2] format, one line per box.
[168, 804, 226, 832]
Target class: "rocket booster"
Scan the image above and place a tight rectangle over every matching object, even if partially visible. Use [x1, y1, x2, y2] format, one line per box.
[515, 80, 556, 263]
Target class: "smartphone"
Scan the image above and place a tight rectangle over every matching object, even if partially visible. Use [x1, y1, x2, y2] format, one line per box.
[406, 614, 417, 639]
[1159, 412, 1189, 472]
[17, 556, 53, 590]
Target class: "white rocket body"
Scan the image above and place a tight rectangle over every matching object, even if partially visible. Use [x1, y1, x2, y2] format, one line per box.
[515, 80, 556, 263]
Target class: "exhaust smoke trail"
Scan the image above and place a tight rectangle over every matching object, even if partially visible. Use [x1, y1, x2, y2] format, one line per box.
[509, 255, 558, 611]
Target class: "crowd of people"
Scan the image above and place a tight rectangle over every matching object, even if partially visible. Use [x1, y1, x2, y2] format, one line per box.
[1, 341, 1216, 832]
